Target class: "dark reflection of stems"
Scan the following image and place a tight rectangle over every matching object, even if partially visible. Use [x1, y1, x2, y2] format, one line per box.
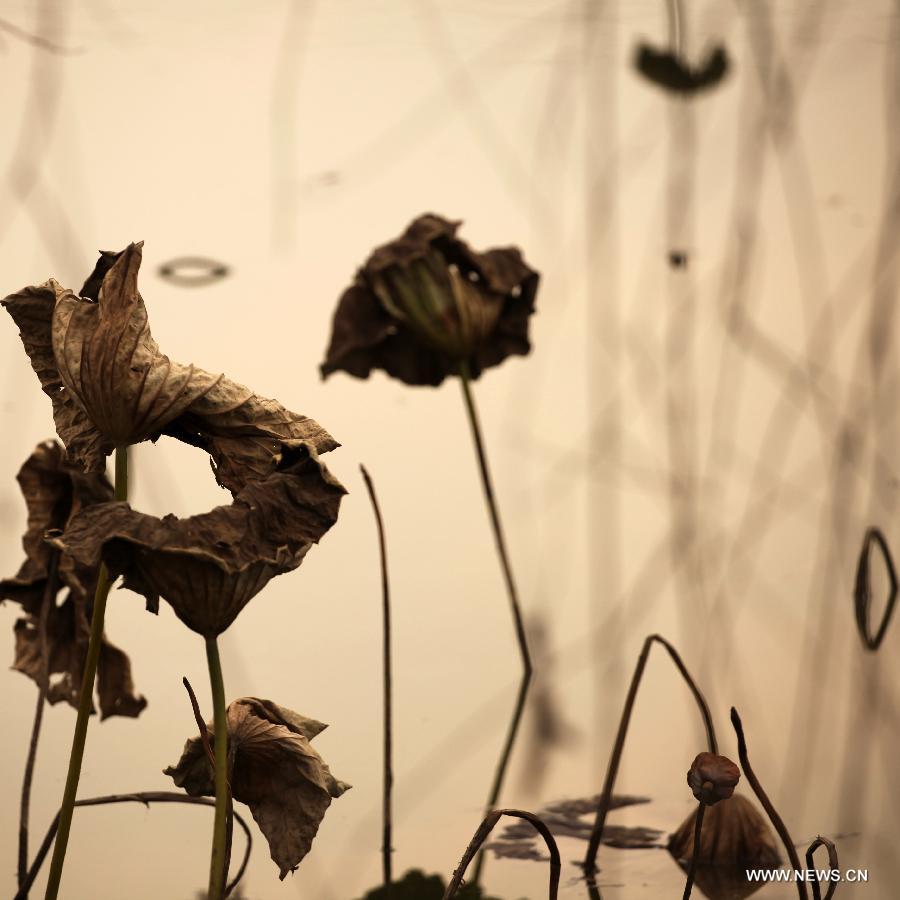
[730, 708, 808, 900]
[443, 808, 559, 900]
[680, 800, 706, 900]
[17, 553, 60, 893]
[458, 361, 533, 886]
[360, 465, 394, 886]
[805, 835, 839, 900]
[853, 527, 898, 651]
[14, 791, 252, 900]
[583, 634, 716, 881]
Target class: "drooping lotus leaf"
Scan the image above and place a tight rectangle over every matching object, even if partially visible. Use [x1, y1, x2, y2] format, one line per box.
[0, 440, 146, 718]
[668, 794, 780, 866]
[356, 869, 502, 900]
[49, 445, 345, 636]
[321, 214, 539, 386]
[3, 243, 338, 493]
[634, 43, 730, 94]
[165, 696, 350, 879]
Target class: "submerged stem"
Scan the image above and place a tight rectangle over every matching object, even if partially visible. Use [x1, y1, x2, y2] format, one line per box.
[43, 446, 128, 900]
[360, 465, 394, 886]
[583, 634, 715, 881]
[206, 636, 230, 900]
[458, 361, 532, 884]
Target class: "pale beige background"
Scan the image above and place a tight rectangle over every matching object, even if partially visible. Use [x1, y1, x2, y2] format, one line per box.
[0, 1, 897, 898]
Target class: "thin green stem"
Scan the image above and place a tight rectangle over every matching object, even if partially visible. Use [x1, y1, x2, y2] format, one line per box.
[206, 636, 229, 900]
[44, 446, 128, 900]
[458, 361, 532, 886]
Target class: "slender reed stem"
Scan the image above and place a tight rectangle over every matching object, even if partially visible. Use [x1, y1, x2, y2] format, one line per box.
[17, 792, 252, 900]
[443, 808, 560, 900]
[206, 636, 229, 900]
[583, 633, 715, 881]
[44, 446, 128, 900]
[360, 465, 394, 886]
[680, 800, 706, 900]
[730, 708, 808, 900]
[458, 361, 532, 884]
[18, 554, 60, 893]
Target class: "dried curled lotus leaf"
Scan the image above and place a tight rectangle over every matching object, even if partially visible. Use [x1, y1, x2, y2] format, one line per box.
[0, 440, 145, 719]
[13, 595, 146, 719]
[3, 243, 338, 493]
[50, 447, 346, 636]
[321, 213, 539, 386]
[164, 697, 350, 878]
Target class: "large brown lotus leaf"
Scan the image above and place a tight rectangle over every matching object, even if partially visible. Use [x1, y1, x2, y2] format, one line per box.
[165, 697, 350, 878]
[49, 446, 346, 636]
[668, 794, 780, 866]
[13, 594, 146, 719]
[3, 243, 338, 493]
[321, 213, 539, 386]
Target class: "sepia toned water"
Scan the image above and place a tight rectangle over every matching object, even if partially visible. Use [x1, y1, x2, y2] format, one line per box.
[0, 1, 897, 898]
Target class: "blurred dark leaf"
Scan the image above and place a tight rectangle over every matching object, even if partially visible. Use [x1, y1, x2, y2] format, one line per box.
[635, 43, 729, 95]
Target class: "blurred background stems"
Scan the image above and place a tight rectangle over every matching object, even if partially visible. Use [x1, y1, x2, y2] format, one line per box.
[44, 445, 128, 900]
[457, 360, 532, 885]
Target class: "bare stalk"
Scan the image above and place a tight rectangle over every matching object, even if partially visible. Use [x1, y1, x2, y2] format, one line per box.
[17, 553, 60, 893]
[16, 792, 252, 900]
[206, 636, 230, 900]
[680, 800, 706, 900]
[583, 633, 715, 881]
[443, 808, 560, 900]
[458, 361, 533, 884]
[44, 445, 128, 900]
[360, 464, 394, 885]
[730, 707, 808, 900]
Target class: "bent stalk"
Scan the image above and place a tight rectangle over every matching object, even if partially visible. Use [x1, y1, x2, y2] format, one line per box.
[44, 446, 128, 900]
[458, 361, 532, 885]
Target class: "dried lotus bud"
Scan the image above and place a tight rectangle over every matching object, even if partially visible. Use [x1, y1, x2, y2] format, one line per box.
[687, 752, 740, 806]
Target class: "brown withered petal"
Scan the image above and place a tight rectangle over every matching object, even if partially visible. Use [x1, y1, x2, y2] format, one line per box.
[668, 794, 780, 866]
[321, 213, 539, 386]
[687, 752, 741, 805]
[3, 243, 338, 493]
[165, 696, 350, 879]
[49, 445, 345, 637]
[13, 594, 147, 719]
[1, 440, 145, 719]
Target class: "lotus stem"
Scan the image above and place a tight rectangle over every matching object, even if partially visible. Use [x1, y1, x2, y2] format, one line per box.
[443, 808, 560, 900]
[805, 835, 839, 900]
[18, 553, 60, 894]
[206, 636, 230, 900]
[583, 634, 715, 882]
[44, 446, 128, 900]
[17, 791, 252, 900]
[360, 465, 394, 885]
[458, 361, 533, 885]
[730, 707, 808, 900]
[680, 800, 706, 900]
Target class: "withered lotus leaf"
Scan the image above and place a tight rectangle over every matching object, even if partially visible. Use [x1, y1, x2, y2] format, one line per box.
[49, 446, 346, 637]
[165, 696, 350, 879]
[668, 794, 780, 866]
[3, 243, 338, 493]
[0, 440, 146, 718]
[321, 214, 539, 386]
